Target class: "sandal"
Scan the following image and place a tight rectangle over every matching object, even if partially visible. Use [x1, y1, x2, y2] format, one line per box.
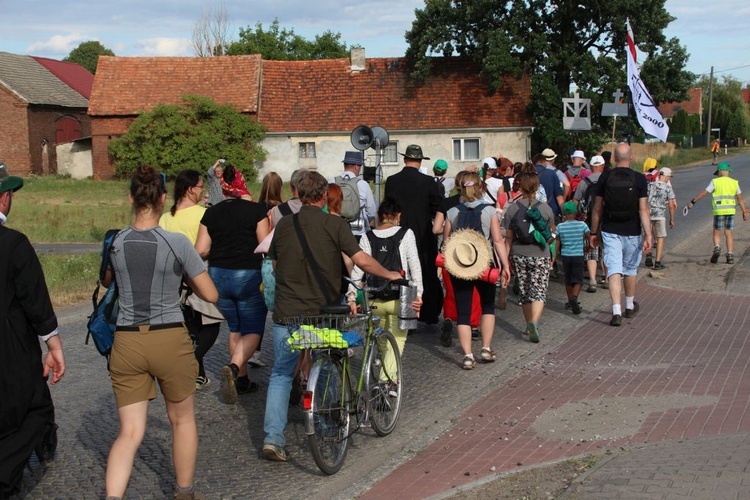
[462, 355, 476, 370]
[526, 323, 540, 344]
[480, 348, 496, 362]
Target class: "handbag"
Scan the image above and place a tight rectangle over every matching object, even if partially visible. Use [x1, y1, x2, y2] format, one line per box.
[261, 256, 276, 311]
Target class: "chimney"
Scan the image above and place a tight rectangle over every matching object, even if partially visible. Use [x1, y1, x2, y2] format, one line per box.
[350, 47, 365, 72]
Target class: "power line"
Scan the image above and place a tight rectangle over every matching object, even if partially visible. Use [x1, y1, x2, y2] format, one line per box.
[694, 63, 750, 78]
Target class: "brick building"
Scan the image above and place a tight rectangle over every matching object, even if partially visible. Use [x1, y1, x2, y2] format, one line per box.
[89, 50, 533, 181]
[0, 52, 93, 175]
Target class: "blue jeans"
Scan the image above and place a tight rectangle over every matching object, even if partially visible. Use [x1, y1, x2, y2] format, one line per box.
[208, 267, 267, 335]
[263, 323, 300, 448]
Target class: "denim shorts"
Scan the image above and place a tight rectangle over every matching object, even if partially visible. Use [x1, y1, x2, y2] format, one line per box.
[601, 232, 642, 277]
[209, 267, 267, 335]
[714, 214, 735, 230]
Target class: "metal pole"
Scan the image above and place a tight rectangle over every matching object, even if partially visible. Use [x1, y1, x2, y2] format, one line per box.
[706, 66, 714, 148]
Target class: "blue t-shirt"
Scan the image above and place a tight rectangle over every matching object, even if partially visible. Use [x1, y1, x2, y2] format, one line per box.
[555, 219, 589, 257]
[536, 164, 563, 216]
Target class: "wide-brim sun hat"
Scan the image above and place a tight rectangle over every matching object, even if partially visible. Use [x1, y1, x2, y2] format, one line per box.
[443, 229, 492, 280]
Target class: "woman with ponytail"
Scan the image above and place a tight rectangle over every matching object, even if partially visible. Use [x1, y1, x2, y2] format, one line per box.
[104, 165, 217, 500]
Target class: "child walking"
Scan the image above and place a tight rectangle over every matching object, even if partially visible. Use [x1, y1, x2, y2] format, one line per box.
[555, 201, 590, 314]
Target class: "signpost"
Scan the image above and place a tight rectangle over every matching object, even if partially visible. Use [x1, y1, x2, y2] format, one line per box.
[562, 92, 592, 131]
[601, 89, 630, 150]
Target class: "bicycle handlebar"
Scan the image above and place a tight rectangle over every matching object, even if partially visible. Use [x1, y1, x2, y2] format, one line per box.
[343, 275, 412, 293]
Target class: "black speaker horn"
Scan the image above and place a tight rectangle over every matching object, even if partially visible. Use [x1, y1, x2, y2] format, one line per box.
[370, 126, 389, 149]
[350, 125, 374, 151]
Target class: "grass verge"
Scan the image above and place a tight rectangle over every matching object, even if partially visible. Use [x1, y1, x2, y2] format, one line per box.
[39, 252, 100, 308]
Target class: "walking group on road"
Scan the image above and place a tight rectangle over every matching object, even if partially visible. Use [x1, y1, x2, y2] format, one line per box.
[3, 141, 746, 498]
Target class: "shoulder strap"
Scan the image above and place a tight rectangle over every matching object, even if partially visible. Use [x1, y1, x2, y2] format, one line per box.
[292, 213, 336, 305]
[278, 202, 292, 217]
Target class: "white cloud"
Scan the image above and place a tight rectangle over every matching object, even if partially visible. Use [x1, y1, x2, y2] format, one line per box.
[27, 33, 90, 53]
[137, 37, 192, 56]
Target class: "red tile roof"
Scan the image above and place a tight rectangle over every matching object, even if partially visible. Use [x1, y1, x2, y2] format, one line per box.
[30, 56, 94, 99]
[88, 55, 262, 116]
[259, 57, 532, 132]
[657, 87, 702, 118]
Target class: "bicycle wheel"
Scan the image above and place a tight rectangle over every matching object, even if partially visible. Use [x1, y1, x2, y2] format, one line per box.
[305, 354, 351, 474]
[366, 330, 403, 436]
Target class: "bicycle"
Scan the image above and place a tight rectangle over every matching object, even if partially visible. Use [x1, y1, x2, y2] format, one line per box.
[284, 277, 410, 475]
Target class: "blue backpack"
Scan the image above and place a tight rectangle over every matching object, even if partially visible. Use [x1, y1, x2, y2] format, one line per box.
[85, 229, 121, 361]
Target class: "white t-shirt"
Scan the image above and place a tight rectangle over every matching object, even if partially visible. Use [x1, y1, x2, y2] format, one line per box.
[482, 177, 503, 205]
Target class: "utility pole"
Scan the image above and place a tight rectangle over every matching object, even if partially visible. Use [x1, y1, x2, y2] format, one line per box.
[706, 66, 714, 148]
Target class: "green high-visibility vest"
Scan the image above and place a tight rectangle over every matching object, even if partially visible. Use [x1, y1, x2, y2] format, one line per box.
[711, 176, 739, 215]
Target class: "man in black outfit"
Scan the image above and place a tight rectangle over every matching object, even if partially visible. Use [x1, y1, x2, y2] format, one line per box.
[385, 145, 443, 326]
[0, 163, 65, 497]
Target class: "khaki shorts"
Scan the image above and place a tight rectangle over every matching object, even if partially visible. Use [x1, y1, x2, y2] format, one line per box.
[110, 325, 197, 408]
[651, 219, 668, 238]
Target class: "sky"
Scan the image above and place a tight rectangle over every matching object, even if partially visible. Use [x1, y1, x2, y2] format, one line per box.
[1, 0, 748, 85]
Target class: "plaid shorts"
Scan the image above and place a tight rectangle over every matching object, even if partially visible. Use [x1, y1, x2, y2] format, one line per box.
[714, 214, 735, 230]
[584, 239, 600, 261]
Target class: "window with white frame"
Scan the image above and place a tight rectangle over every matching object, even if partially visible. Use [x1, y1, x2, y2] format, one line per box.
[299, 142, 316, 158]
[452, 138, 480, 161]
[382, 142, 399, 164]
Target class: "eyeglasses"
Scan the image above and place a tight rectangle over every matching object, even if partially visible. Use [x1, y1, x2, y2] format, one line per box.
[194, 183, 205, 190]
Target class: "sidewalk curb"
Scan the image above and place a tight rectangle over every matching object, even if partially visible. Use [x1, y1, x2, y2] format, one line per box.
[556, 448, 624, 498]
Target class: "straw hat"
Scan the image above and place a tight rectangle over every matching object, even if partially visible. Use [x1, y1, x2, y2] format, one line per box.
[443, 229, 492, 280]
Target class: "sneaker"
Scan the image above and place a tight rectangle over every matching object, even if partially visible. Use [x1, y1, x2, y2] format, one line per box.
[195, 376, 211, 391]
[653, 261, 665, 270]
[727, 254, 735, 264]
[462, 355, 476, 370]
[386, 382, 399, 398]
[570, 299, 582, 315]
[219, 364, 238, 404]
[471, 328, 480, 340]
[624, 302, 640, 318]
[644, 253, 654, 267]
[564, 301, 572, 310]
[236, 378, 259, 395]
[480, 348, 496, 362]
[263, 443, 288, 462]
[586, 284, 597, 293]
[440, 319, 453, 347]
[610, 314, 622, 326]
[247, 351, 266, 368]
[711, 246, 721, 264]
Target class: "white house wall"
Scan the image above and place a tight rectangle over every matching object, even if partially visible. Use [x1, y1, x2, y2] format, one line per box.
[257, 129, 532, 182]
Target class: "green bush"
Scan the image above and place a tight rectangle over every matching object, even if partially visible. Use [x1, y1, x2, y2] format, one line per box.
[109, 95, 267, 181]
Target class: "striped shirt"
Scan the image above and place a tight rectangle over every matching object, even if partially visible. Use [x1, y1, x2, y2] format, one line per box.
[555, 219, 590, 257]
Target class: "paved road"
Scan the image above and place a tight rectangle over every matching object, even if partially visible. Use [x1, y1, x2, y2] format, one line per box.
[14, 151, 750, 499]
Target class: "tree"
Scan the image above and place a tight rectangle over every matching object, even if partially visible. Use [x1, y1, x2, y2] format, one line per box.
[404, 0, 694, 153]
[191, 2, 231, 56]
[226, 18, 350, 60]
[63, 41, 115, 74]
[700, 75, 750, 141]
[108, 95, 266, 179]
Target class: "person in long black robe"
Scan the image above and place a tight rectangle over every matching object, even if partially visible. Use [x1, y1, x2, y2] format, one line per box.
[0, 170, 64, 497]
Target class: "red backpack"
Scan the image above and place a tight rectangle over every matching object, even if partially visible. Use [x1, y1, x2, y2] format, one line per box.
[565, 170, 582, 201]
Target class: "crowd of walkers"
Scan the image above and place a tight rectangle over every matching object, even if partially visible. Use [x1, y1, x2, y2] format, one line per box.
[3, 141, 682, 498]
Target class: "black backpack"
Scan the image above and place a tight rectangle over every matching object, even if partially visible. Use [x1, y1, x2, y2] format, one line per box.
[455, 203, 491, 236]
[434, 177, 446, 198]
[509, 200, 540, 244]
[577, 177, 596, 223]
[604, 168, 639, 222]
[85, 229, 121, 362]
[366, 227, 408, 301]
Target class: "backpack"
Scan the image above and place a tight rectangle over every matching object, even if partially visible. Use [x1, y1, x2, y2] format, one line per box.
[85, 229, 121, 361]
[509, 200, 541, 244]
[455, 203, 491, 236]
[577, 177, 596, 223]
[603, 168, 639, 222]
[366, 227, 408, 301]
[565, 170, 583, 201]
[434, 177, 446, 198]
[334, 174, 362, 223]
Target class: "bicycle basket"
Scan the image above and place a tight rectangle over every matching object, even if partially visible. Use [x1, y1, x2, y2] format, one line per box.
[285, 314, 368, 351]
